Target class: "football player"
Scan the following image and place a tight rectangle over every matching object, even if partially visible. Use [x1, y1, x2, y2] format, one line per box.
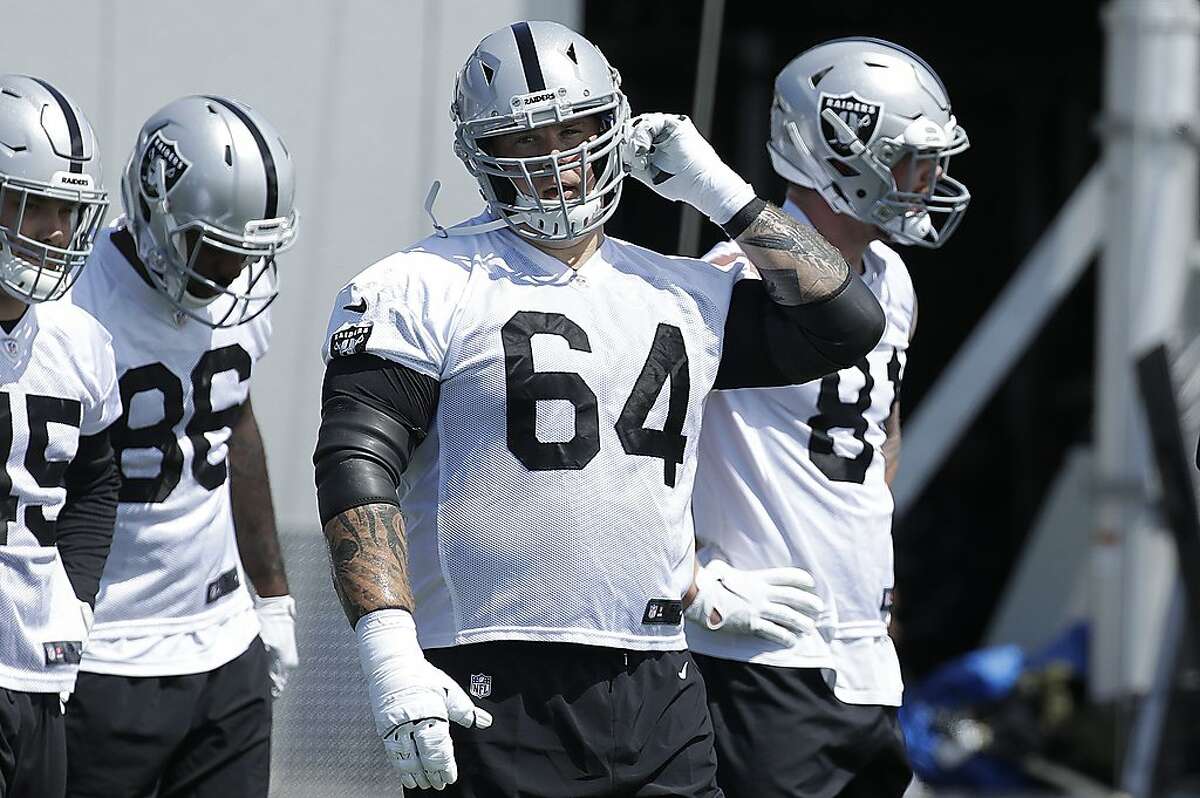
[62, 96, 299, 798]
[0, 75, 121, 798]
[685, 38, 971, 798]
[315, 21, 886, 797]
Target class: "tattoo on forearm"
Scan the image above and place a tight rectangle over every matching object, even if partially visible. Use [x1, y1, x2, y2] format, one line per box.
[324, 503, 414, 626]
[737, 203, 849, 305]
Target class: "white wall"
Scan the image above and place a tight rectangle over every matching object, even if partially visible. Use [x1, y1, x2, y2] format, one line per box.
[3, 0, 581, 529]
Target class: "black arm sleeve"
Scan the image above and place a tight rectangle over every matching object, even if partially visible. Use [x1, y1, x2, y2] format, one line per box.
[715, 273, 886, 390]
[314, 354, 440, 526]
[55, 427, 119, 607]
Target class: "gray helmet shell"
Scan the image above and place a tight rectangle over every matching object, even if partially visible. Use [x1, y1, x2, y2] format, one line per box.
[452, 21, 630, 242]
[768, 37, 970, 248]
[0, 75, 107, 303]
[122, 95, 298, 327]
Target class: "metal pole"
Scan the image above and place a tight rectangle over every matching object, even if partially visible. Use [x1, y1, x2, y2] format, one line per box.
[677, 0, 725, 257]
[1092, 0, 1200, 701]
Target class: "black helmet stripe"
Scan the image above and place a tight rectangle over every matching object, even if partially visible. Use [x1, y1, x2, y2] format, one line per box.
[28, 77, 83, 173]
[204, 96, 278, 219]
[511, 22, 546, 92]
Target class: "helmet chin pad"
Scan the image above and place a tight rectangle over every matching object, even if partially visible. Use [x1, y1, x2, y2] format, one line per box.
[509, 186, 605, 241]
[180, 287, 219, 309]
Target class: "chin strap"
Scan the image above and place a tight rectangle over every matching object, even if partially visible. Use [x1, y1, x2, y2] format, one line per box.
[424, 181, 518, 238]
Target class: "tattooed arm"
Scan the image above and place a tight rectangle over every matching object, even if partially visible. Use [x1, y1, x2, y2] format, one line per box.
[314, 354, 439, 627]
[714, 199, 886, 389]
[323, 503, 413, 625]
[729, 199, 851, 306]
[315, 353, 489, 789]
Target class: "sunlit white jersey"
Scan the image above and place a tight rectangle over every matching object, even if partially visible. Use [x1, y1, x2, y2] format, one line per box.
[66, 221, 270, 677]
[324, 216, 743, 652]
[688, 201, 914, 706]
[0, 301, 121, 694]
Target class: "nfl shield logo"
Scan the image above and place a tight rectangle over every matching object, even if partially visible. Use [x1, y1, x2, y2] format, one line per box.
[469, 673, 492, 699]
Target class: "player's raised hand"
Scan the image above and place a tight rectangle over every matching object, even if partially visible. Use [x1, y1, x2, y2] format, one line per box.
[686, 559, 825, 647]
[357, 610, 493, 790]
[624, 112, 757, 226]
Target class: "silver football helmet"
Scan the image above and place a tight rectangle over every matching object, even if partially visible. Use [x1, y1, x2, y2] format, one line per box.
[121, 95, 298, 327]
[0, 75, 107, 303]
[768, 38, 970, 248]
[444, 21, 630, 242]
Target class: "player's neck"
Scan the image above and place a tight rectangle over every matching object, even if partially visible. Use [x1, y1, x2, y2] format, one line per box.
[526, 229, 604, 270]
[0, 293, 27, 324]
[786, 186, 872, 276]
[111, 227, 156, 289]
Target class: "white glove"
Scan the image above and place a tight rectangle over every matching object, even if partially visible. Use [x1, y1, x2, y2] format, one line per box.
[686, 559, 824, 647]
[254, 594, 299, 698]
[357, 609, 493, 791]
[624, 112, 757, 225]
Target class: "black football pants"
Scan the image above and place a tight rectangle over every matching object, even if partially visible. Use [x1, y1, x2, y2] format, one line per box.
[427, 641, 724, 797]
[694, 654, 911, 798]
[0, 689, 65, 798]
[64, 638, 271, 798]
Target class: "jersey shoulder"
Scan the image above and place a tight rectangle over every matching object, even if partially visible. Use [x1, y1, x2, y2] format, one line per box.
[607, 235, 745, 295]
[865, 240, 915, 324]
[34, 298, 112, 350]
[323, 236, 476, 375]
[30, 300, 119, 428]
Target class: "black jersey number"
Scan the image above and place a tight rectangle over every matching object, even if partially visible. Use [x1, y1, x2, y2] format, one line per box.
[112, 344, 252, 503]
[501, 312, 690, 486]
[0, 392, 83, 545]
[807, 347, 902, 484]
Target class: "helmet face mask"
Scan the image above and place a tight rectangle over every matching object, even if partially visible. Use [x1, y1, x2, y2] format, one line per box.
[0, 179, 107, 302]
[452, 22, 631, 243]
[0, 75, 108, 304]
[143, 213, 291, 326]
[768, 38, 971, 249]
[122, 95, 298, 328]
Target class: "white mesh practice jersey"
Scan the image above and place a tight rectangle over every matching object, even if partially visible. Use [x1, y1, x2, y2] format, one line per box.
[65, 222, 269, 676]
[687, 201, 914, 706]
[323, 217, 743, 652]
[0, 300, 121, 694]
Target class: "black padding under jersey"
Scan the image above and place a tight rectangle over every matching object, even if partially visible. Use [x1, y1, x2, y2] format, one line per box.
[56, 427, 119, 606]
[314, 354, 440, 526]
[716, 272, 885, 390]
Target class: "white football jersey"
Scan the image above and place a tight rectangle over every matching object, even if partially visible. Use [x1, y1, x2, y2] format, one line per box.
[0, 300, 121, 694]
[324, 216, 743, 652]
[66, 222, 269, 677]
[687, 201, 914, 706]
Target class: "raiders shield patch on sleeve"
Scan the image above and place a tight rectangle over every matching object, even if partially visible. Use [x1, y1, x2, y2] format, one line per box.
[330, 322, 374, 359]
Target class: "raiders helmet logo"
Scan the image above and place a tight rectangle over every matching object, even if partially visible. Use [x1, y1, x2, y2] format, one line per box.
[139, 130, 191, 199]
[818, 92, 883, 159]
